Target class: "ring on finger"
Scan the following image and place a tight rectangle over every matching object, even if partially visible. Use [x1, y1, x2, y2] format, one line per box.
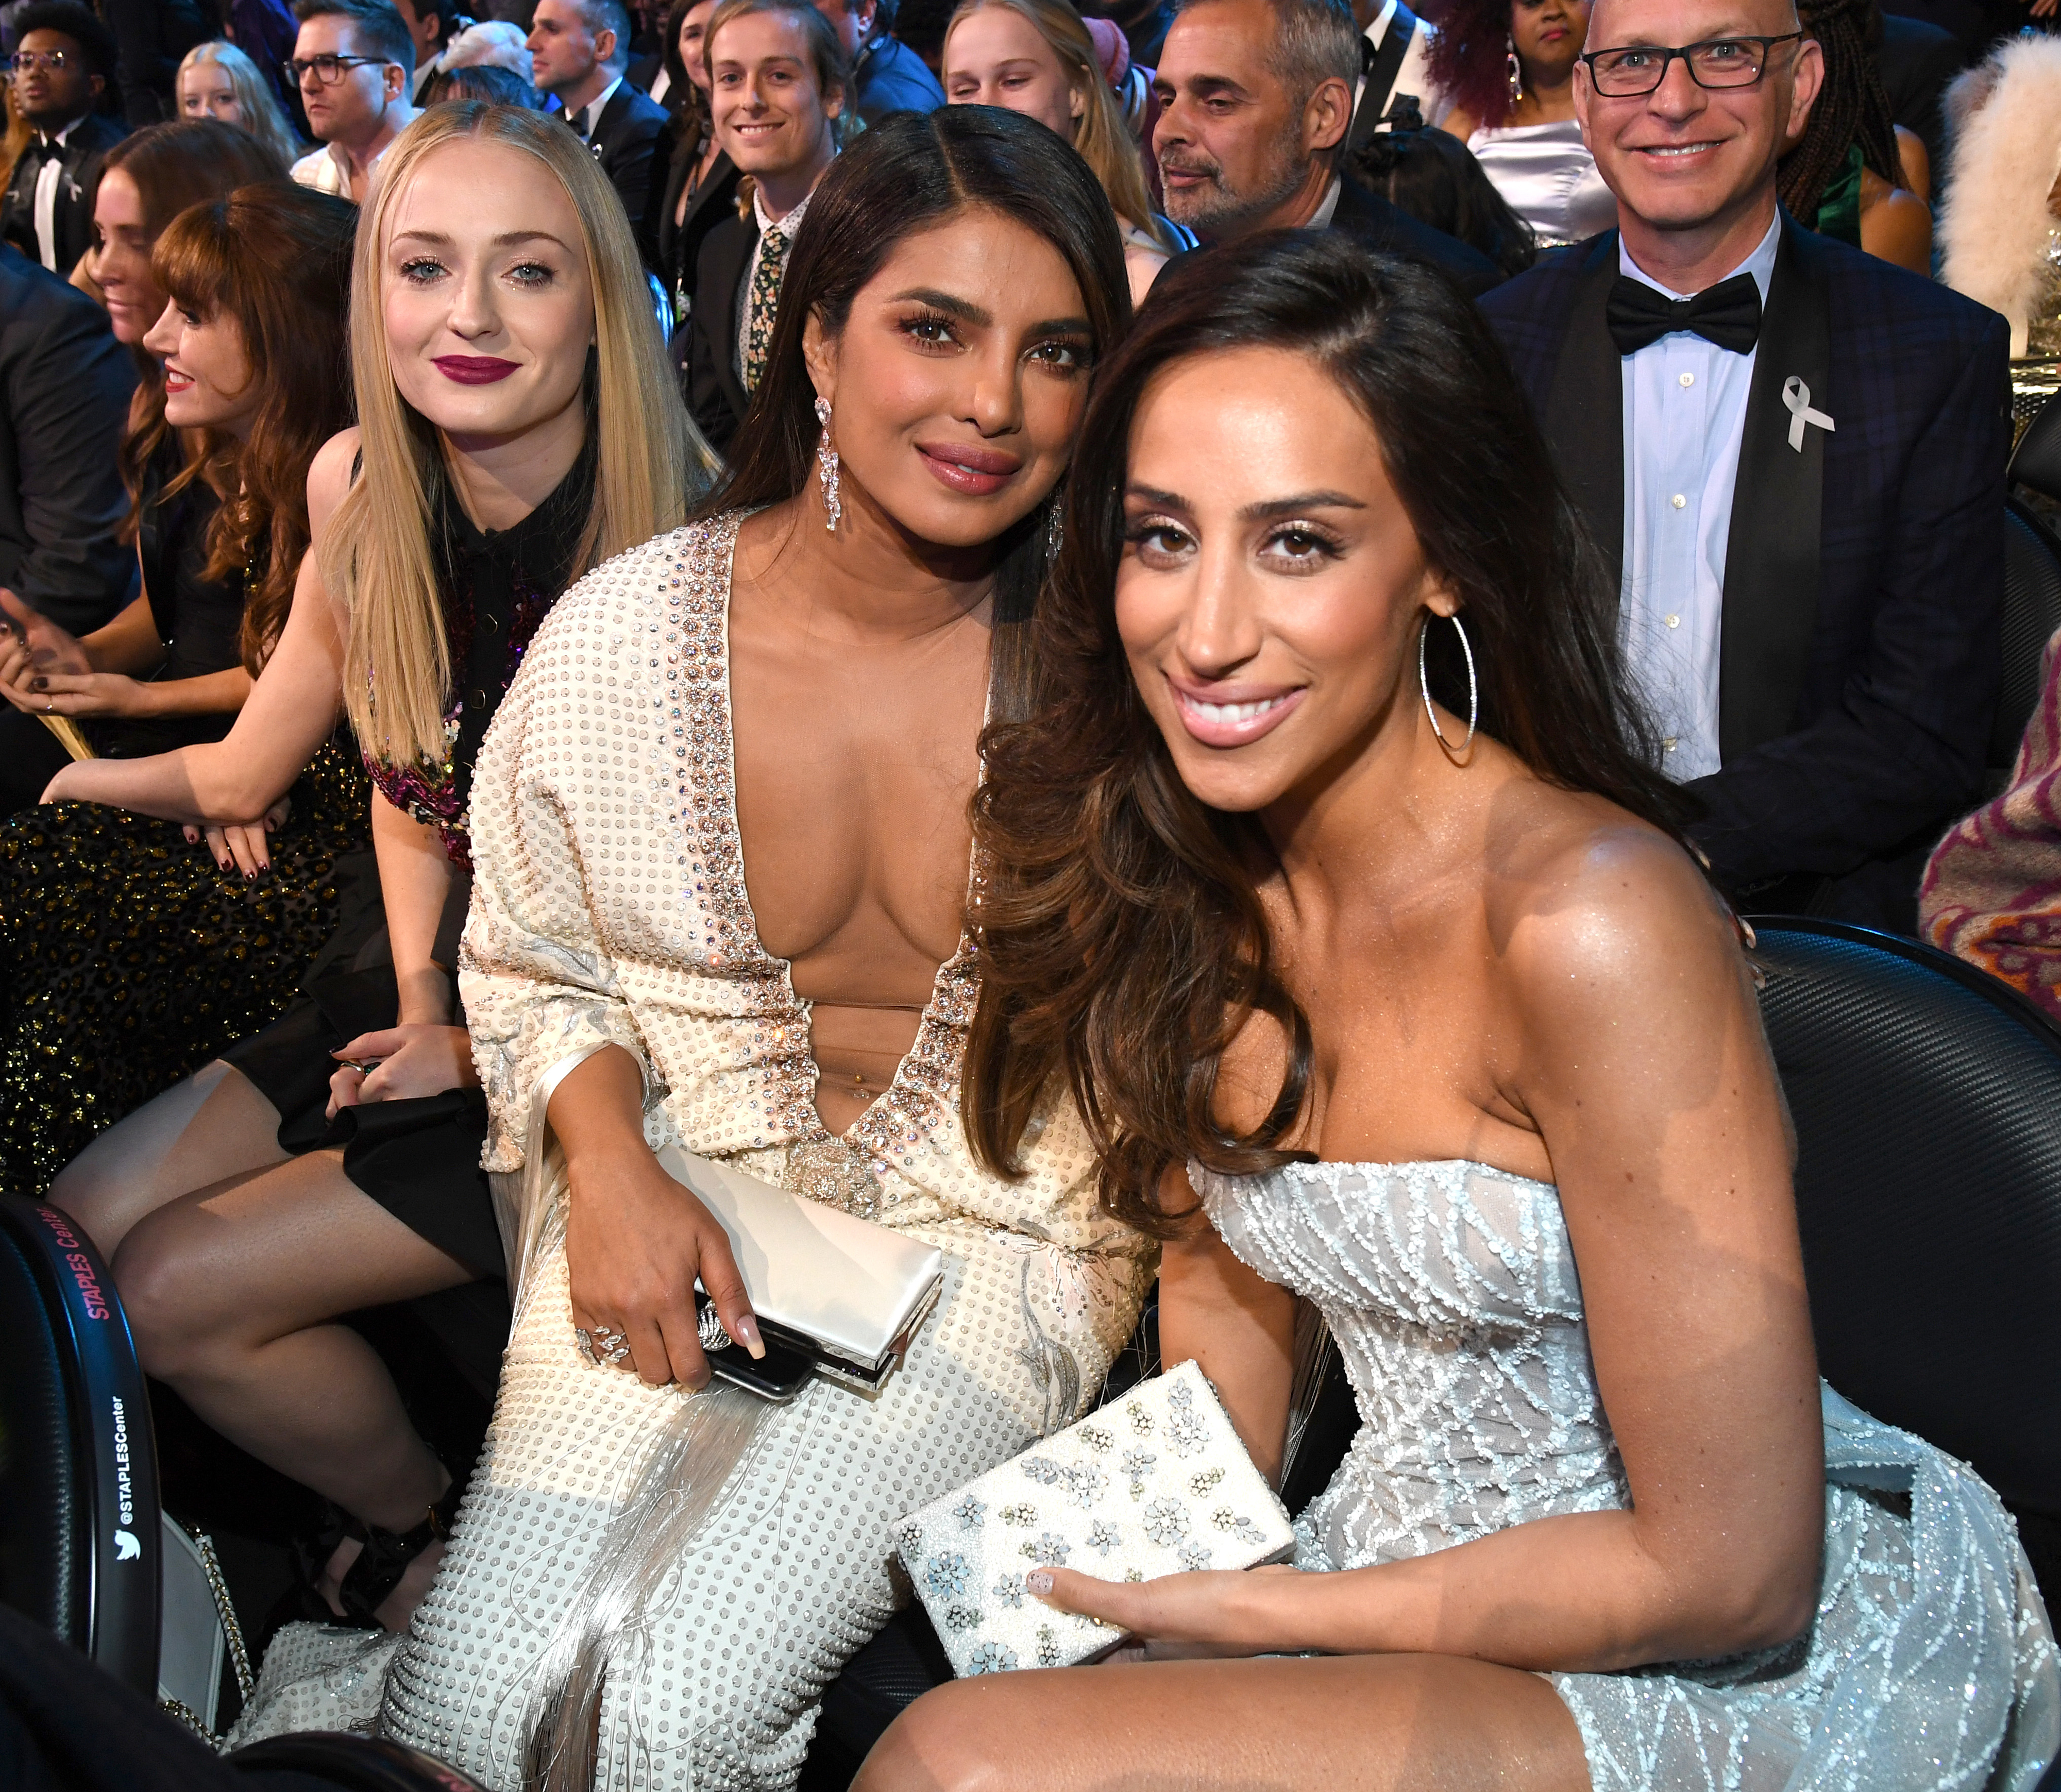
[574, 1323, 631, 1368]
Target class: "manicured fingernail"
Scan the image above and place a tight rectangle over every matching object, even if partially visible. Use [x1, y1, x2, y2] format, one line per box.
[1025, 1570, 1054, 1595]
[733, 1314, 765, 1359]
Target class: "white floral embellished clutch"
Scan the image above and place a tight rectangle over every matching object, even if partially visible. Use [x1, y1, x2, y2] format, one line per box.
[893, 1359, 1296, 1675]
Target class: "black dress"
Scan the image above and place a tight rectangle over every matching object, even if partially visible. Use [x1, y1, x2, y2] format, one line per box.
[0, 474, 375, 1197]
[221, 451, 594, 1309]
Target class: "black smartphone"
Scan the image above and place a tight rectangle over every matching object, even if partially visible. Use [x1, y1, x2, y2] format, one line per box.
[696, 1294, 814, 1401]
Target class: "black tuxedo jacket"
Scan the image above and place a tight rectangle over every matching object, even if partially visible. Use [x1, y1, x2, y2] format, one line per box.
[1345, 1, 1423, 150]
[0, 245, 137, 633]
[583, 82, 669, 272]
[1328, 174, 1501, 297]
[0, 113, 128, 274]
[687, 211, 756, 455]
[647, 130, 739, 315]
[1481, 216, 2011, 932]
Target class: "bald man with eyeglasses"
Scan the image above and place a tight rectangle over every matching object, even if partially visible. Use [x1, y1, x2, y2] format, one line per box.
[1481, 0, 2010, 936]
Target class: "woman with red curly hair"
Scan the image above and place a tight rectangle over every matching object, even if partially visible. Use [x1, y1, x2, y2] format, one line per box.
[1428, 0, 1616, 245]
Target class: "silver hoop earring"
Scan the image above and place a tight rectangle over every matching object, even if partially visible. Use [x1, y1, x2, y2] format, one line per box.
[814, 396, 841, 533]
[1506, 33, 1523, 106]
[1044, 492, 1064, 563]
[1419, 612, 1478, 758]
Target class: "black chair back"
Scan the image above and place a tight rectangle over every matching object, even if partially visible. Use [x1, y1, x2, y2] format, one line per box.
[2012, 389, 2061, 504]
[1746, 918, 2061, 1519]
[229, 1733, 493, 1789]
[1996, 499, 2061, 772]
[0, 1199, 160, 1697]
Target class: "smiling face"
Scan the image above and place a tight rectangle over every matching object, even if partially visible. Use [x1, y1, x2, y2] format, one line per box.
[178, 58, 244, 125]
[942, 6, 1082, 142]
[1511, 0, 1590, 84]
[710, 9, 841, 182]
[380, 137, 597, 445]
[1575, 0, 1820, 242]
[678, 0, 717, 90]
[802, 206, 1092, 552]
[1116, 345, 1451, 815]
[91, 167, 160, 346]
[143, 295, 260, 437]
[1151, 0, 1340, 243]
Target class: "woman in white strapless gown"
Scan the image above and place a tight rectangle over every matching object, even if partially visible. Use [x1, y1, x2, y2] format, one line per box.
[858, 233, 2059, 1790]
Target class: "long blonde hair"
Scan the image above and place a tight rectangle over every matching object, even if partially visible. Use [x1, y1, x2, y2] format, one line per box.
[175, 41, 307, 168]
[333, 103, 712, 769]
[944, 0, 1174, 251]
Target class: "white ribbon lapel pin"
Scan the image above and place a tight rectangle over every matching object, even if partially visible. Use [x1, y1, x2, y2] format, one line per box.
[1782, 376, 1835, 453]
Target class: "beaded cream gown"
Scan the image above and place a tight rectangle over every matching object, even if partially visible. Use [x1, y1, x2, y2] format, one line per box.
[1196, 1157, 2060, 1792]
[228, 514, 1154, 1788]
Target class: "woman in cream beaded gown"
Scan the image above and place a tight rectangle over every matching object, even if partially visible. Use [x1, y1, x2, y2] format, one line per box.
[863, 234, 2058, 1791]
[238, 108, 1153, 1790]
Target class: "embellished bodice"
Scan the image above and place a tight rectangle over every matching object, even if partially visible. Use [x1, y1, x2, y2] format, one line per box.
[365, 451, 592, 869]
[1193, 1158, 1628, 1566]
[460, 512, 1141, 1267]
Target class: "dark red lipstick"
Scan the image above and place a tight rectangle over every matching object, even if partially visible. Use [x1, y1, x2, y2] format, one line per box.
[434, 354, 520, 384]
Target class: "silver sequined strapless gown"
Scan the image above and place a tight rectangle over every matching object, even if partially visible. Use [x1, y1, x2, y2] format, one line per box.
[1195, 1158, 2060, 1791]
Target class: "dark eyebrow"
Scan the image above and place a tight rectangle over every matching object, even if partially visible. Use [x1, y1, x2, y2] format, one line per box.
[891, 287, 991, 325]
[1124, 485, 1367, 520]
[1186, 74, 1252, 99]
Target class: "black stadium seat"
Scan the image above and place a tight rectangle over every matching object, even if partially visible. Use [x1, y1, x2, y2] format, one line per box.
[1995, 500, 2061, 777]
[227, 1734, 493, 1790]
[0, 1198, 160, 1699]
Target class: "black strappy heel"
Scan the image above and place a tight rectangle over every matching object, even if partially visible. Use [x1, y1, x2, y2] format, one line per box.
[332, 1482, 464, 1628]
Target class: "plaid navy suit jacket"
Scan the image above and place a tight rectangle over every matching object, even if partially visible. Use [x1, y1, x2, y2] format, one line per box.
[1481, 218, 2010, 933]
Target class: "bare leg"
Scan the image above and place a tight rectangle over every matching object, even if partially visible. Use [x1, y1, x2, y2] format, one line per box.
[854, 1652, 1591, 1792]
[52, 1062, 290, 1256]
[113, 1149, 475, 1624]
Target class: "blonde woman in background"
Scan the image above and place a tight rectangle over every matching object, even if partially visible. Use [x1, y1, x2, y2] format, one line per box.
[176, 40, 307, 167]
[51, 101, 708, 1650]
[942, 0, 1182, 303]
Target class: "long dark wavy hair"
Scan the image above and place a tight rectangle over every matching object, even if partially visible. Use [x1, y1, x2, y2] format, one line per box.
[1779, 0, 1902, 222]
[963, 232, 1694, 1233]
[690, 105, 1130, 723]
[153, 182, 356, 669]
[1421, 0, 1527, 128]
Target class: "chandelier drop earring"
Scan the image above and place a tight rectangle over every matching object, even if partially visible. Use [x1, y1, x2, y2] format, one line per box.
[1418, 611, 1479, 759]
[1506, 33, 1523, 107]
[814, 396, 841, 533]
[1044, 492, 1065, 563]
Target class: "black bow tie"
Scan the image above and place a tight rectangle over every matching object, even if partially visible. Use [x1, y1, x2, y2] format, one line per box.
[1605, 271, 1763, 357]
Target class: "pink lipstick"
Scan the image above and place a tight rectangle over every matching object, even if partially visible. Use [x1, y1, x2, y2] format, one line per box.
[434, 355, 520, 384]
[915, 439, 1022, 497]
[1167, 674, 1305, 749]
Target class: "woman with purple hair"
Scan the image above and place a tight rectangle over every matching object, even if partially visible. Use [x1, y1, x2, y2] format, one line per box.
[1428, 0, 1615, 246]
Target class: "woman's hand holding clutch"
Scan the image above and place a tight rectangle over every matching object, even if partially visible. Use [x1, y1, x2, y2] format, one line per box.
[1028, 1562, 1307, 1662]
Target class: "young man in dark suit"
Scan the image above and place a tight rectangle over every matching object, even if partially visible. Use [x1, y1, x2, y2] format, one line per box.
[1480, 0, 2009, 934]
[0, 243, 137, 635]
[530, 0, 671, 269]
[0, 4, 126, 274]
[1151, 0, 1500, 296]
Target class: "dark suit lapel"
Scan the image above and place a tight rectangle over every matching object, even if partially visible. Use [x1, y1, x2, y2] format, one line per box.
[1717, 215, 1830, 762]
[1540, 232, 1625, 603]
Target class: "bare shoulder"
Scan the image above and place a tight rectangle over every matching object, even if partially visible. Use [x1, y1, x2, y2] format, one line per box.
[306, 427, 362, 539]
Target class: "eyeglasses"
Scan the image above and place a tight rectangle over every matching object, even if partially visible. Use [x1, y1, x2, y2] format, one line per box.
[9, 49, 76, 73]
[1579, 33, 1804, 97]
[281, 53, 386, 86]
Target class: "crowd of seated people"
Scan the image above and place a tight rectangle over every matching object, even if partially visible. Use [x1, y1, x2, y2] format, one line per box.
[3, 0, 2061, 1785]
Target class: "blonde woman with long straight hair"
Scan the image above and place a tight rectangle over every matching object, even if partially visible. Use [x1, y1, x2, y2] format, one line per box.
[52, 102, 711, 1648]
[942, 0, 1182, 303]
[176, 40, 308, 167]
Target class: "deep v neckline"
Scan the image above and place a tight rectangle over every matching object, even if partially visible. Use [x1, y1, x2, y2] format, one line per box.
[683, 512, 984, 1193]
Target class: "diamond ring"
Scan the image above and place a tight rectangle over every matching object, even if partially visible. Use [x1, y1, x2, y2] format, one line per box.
[697, 1305, 730, 1353]
[574, 1324, 631, 1367]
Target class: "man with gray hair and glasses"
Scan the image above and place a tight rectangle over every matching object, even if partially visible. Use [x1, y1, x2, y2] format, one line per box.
[1481, 0, 2008, 935]
[1150, 0, 1499, 293]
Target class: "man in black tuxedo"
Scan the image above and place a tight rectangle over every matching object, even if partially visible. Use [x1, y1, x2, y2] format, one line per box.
[530, 0, 670, 268]
[1152, 0, 1500, 296]
[1481, 0, 2008, 933]
[1343, 0, 1440, 148]
[0, 4, 125, 274]
[0, 244, 136, 635]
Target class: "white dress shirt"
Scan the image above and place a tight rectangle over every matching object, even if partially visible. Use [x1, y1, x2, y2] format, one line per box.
[290, 134, 398, 197]
[31, 117, 80, 271]
[1353, 0, 1445, 128]
[567, 74, 623, 139]
[1617, 212, 1781, 781]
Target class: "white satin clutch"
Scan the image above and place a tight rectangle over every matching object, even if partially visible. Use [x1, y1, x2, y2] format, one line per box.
[654, 1143, 943, 1395]
[894, 1359, 1296, 1673]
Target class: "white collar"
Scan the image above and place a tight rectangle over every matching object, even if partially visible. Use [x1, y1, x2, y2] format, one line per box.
[1306, 174, 1344, 231]
[1361, 0, 1399, 50]
[573, 73, 624, 133]
[37, 113, 86, 149]
[1619, 208, 1781, 304]
[754, 170, 824, 237]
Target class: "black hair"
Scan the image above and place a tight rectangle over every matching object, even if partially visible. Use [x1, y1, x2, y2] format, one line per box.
[1351, 126, 1536, 280]
[964, 232, 1693, 1223]
[693, 105, 1131, 726]
[1780, 0, 1902, 219]
[292, 0, 419, 70]
[12, 2, 119, 86]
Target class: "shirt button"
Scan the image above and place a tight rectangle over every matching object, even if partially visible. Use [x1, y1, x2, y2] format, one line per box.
[1679, 371, 1694, 388]
[1664, 614, 1680, 628]
[1663, 737, 1678, 752]
[1671, 494, 1686, 509]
